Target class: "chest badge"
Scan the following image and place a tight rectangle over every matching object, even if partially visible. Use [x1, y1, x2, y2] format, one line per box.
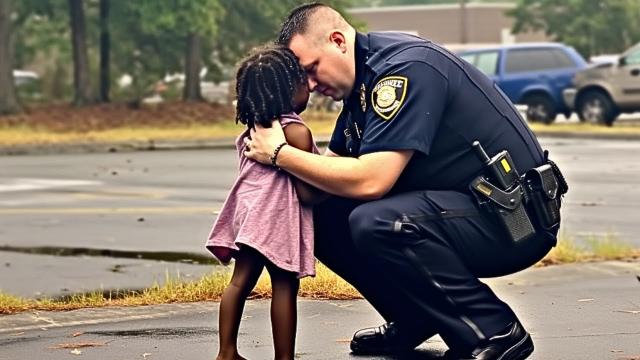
[372, 76, 408, 121]
[359, 83, 367, 112]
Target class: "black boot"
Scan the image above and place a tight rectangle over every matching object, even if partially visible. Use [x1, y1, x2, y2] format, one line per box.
[445, 322, 534, 360]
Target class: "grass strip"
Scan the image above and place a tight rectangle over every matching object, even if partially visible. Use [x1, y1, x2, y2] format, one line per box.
[0, 112, 338, 147]
[2, 114, 640, 147]
[1, 234, 637, 315]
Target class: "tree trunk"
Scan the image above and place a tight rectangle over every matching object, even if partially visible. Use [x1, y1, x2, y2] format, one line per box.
[0, 0, 21, 115]
[69, 0, 93, 106]
[99, 0, 110, 102]
[183, 33, 203, 101]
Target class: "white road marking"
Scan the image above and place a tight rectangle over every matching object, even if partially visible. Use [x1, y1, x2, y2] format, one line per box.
[0, 178, 102, 192]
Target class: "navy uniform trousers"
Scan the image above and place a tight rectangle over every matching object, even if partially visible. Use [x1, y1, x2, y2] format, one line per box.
[313, 189, 555, 352]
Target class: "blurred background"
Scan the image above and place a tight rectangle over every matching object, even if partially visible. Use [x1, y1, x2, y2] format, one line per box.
[1, 0, 639, 126]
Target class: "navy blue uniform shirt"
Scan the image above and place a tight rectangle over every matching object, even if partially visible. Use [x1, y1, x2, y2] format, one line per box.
[329, 32, 546, 193]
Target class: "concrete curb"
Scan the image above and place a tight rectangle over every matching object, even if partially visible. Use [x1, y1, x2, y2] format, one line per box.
[1, 131, 639, 156]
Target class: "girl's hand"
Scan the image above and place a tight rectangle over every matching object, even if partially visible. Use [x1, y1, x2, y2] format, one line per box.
[244, 120, 287, 165]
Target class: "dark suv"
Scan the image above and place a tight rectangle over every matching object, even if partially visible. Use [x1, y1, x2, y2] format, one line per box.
[459, 43, 587, 124]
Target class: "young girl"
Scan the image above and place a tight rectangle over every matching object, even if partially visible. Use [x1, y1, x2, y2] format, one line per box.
[205, 45, 322, 360]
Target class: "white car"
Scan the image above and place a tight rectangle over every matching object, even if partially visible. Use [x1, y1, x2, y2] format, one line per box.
[563, 43, 640, 126]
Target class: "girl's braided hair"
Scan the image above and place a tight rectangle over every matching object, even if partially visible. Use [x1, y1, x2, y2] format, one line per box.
[235, 45, 307, 128]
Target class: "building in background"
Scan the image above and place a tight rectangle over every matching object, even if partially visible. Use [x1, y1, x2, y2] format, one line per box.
[348, 2, 549, 52]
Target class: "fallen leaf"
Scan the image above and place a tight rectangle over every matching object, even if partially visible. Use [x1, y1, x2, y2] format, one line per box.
[577, 298, 594, 302]
[71, 332, 84, 338]
[615, 310, 640, 314]
[50, 342, 107, 349]
[70, 349, 82, 355]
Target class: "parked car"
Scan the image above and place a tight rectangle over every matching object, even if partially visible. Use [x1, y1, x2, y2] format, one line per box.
[563, 42, 640, 126]
[13, 70, 39, 86]
[458, 43, 588, 124]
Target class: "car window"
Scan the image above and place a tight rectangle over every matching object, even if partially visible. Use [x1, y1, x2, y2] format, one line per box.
[505, 48, 575, 74]
[624, 48, 640, 65]
[460, 53, 476, 65]
[475, 51, 499, 76]
[460, 51, 498, 76]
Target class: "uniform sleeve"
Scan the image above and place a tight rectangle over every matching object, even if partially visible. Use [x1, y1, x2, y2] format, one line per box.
[360, 61, 448, 156]
[328, 110, 349, 156]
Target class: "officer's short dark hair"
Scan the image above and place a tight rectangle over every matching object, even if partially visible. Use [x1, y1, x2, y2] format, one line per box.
[235, 45, 307, 129]
[277, 2, 328, 46]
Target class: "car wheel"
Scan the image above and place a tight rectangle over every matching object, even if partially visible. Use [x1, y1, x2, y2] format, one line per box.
[524, 94, 557, 124]
[576, 91, 618, 126]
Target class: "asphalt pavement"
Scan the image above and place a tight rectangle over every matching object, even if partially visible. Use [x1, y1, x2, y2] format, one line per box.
[1, 261, 638, 360]
[1, 129, 640, 359]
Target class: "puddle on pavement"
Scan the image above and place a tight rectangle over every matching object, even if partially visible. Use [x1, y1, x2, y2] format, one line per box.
[0, 245, 219, 265]
[87, 327, 217, 338]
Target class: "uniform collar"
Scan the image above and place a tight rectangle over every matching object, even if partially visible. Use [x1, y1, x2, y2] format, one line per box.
[346, 32, 370, 109]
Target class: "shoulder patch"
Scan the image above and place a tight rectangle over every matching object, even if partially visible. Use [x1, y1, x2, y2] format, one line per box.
[371, 76, 408, 121]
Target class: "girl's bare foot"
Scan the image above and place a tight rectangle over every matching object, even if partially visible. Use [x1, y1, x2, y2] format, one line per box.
[216, 352, 247, 360]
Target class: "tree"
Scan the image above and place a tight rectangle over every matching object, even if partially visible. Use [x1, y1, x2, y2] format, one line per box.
[129, 0, 224, 101]
[210, 0, 357, 82]
[509, 0, 640, 57]
[99, 0, 109, 102]
[0, 0, 21, 114]
[68, 0, 93, 105]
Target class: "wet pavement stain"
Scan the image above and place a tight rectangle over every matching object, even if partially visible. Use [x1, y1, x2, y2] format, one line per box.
[87, 327, 217, 339]
[0, 245, 219, 265]
[0, 335, 44, 347]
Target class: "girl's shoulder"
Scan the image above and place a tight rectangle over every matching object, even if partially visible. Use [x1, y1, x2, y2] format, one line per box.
[279, 112, 306, 128]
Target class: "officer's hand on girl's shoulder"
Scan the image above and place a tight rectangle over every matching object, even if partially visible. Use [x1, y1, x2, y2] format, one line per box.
[244, 120, 287, 165]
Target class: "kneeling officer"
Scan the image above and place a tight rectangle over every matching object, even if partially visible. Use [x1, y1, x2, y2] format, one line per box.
[245, 3, 567, 359]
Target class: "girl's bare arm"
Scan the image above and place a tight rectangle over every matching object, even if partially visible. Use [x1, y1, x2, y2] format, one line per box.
[282, 123, 328, 205]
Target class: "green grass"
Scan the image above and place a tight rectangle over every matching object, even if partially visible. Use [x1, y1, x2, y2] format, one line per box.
[0, 111, 339, 147]
[0, 262, 361, 315]
[540, 232, 639, 265]
[2, 112, 640, 148]
[1, 233, 637, 315]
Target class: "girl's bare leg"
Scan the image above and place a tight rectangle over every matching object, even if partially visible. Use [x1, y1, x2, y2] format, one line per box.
[217, 246, 265, 360]
[266, 263, 300, 360]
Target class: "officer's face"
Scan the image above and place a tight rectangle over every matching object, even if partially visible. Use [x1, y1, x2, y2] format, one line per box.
[289, 33, 355, 101]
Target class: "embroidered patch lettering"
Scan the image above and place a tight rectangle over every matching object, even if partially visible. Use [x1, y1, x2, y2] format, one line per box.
[371, 76, 407, 120]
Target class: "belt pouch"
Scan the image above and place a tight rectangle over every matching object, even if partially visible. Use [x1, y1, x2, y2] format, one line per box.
[524, 164, 561, 230]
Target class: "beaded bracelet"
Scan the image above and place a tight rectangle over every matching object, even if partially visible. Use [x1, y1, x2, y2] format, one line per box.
[270, 142, 288, 168]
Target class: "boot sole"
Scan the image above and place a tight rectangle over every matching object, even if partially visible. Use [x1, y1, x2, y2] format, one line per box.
[498, 332, 534, 360]
[350, 340, 392, 355]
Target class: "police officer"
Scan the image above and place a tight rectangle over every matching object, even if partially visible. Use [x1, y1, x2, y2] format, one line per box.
[244, 3, 560, 359]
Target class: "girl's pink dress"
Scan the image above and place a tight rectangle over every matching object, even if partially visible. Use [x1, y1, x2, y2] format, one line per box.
[205, 113, 318, 278]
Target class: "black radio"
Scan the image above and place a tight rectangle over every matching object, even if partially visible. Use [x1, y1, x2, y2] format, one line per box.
[470, 141, 536, 243]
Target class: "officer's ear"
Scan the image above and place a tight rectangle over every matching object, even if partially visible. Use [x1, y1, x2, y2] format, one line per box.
[329, 31, 347, 53]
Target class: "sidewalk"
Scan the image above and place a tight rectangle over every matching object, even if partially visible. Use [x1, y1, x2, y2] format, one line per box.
[1, 261, 638, 360]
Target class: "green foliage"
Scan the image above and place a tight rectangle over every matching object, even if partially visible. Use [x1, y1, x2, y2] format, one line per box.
[352, 0, 512, 5]
[509, 0, 640, 57]
[130, 0, 223, 37]
[10, 1, 359, 103]
[210, 0, 356, 82]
